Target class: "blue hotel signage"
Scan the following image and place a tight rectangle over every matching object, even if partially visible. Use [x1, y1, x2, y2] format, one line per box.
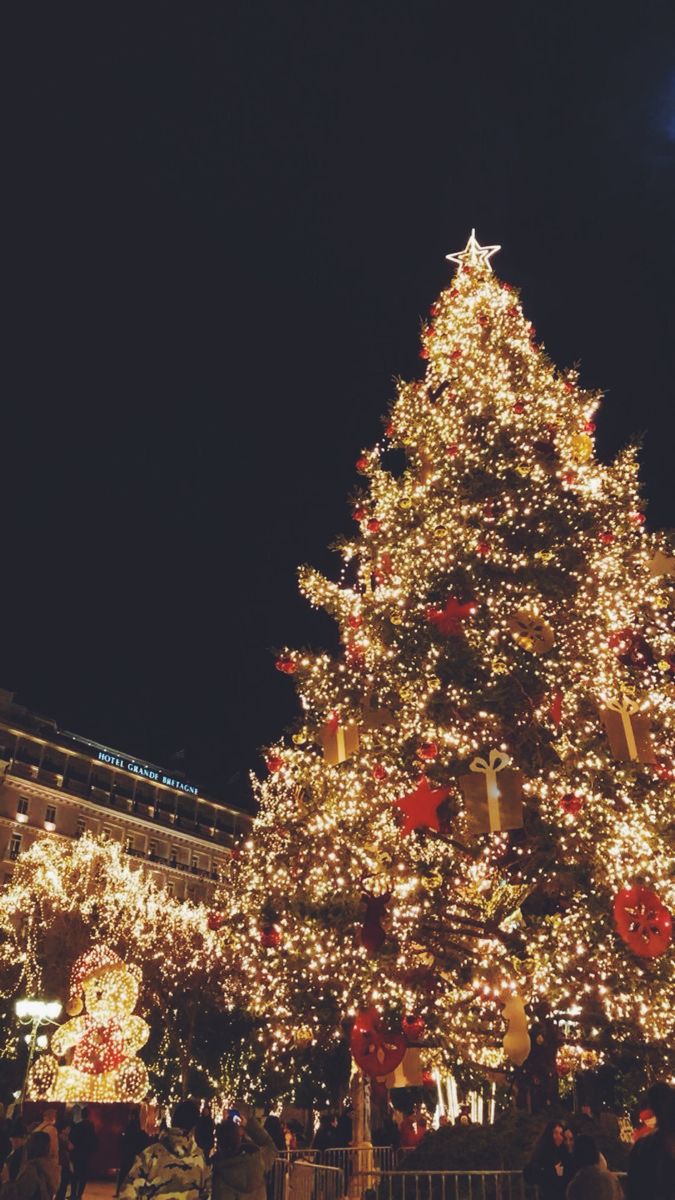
[96, 750, 199, 796]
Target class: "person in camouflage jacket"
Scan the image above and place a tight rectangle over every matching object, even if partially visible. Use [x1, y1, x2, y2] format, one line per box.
[119, 1102, 209, 1200]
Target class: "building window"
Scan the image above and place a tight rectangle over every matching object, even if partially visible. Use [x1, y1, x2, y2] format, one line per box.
[191, 855, 199, 869]
[169, 847, 177, 867]
[9, 833, 22, 861]
[125, 835, 134, 852]
[76, 817, 86, 838]
[45, 805, 56, 827]
[148, 840, 157, 859]
[103, 824, 113, 840]
[17, 797, 29, 816]
[166, 881, 174, 897]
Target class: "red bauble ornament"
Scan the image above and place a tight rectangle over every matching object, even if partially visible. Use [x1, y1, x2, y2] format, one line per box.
[350, 1007, 407, 1077]
[476, 541, 491, 556]
[507, 305, 518, 317]
[563, 381, 574, 393]
[512, 402, 525, 414]
[207, 911, 226, 932]
[356, 456, 369, 473]
[367, 518, 381, 533]
[348, 614, 363, 630]
[275, 656, 296, 675]
[614, 886, 672, 959]
[560, 793, 583, 816]
[402, 1014, 425, 1042]
[562, 471, 576, 485]
[416, 741, 438, 762]
[599, 531, 615, 544]
[477, 312, 488, 326]
[446, 444, 459, 457]
[429, 302, 441, 316]
[385, 422, 394, 437]
[630, 511, 646, 525]
[260, 924, 282, 949]
[372, 764, 388, 781]
[266, 755, 284, 774]
[419, 348, 429, 360]
[450, 348, 461, 360]
[584, 420, 596, 433]
[449, 288, 459, 298]
[353, 506, 366, 521]
[653, 757, 675, 782]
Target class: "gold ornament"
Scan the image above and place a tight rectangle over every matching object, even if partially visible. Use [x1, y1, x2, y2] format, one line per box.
[399, 497, 413, 510]
[658, 660, 671, 672]
[399, 683, 416, 702]
[390, 611, 404, 626]
[653, 594, 669, 609]
[515, 465, 530, 477]
[535, 550, 554, 563]
[292, 728, 309, 745]
[295, 1026, 313, 1046]
[433, 525, 448, 539]
[570, 433, 593, 464]
[508, 609, 555, 654]
[427, 675, 442, 691]
[492, 657, 509, 674]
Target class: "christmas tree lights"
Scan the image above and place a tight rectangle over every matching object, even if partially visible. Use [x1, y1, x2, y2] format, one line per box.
[218, 233, 675, 1098]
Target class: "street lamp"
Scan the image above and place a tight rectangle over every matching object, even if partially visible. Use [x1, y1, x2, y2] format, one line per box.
[14, 998, 62, 1109]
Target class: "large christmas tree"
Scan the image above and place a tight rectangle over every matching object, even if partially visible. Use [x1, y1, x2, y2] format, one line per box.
[221, 232, 675, 1106]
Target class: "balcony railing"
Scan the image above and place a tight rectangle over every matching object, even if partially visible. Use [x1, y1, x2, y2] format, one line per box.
[125, 845, 219, 880]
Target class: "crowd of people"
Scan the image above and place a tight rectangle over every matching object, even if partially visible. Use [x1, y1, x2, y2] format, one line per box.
[2, 1083, 674, 1200]
[0, 1105, 98, 1200]
[524, 1084, 675, 1199]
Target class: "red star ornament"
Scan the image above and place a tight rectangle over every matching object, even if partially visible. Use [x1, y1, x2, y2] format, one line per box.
[426, 597, 477, 636]
[395, 776, 450, 836]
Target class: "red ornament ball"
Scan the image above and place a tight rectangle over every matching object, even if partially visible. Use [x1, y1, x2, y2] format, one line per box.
[584, 420, 596, 433]
[402, 1014, 426, 1042]
[367, 518, 381, 533]
[560, 793, 583, 816]
[266, 755, 284, 774]
[385, 422, 394, 437]
[356, 456, 369, 473]
[347, 614, 363, 629]
[512, 402, 525, 414]
[562, 471, 576, 485]
[630, 511, 646, 525]
[260, 925, 282, 950]
[416, 741, 438, 761]
[507, 306, 519, 317]
[419, 348, 429, 360]
[446, 444, 459, 457]
[353, 507, 366, 521]
[275, 656, 296, 675]
[429, 302, 441, 316]
[372, 764, 388, 781]
[450, 348, 461, 360]
[613, 885, 672, 959]
[476, 541, 491, 557]
[599, 531, 615, 544]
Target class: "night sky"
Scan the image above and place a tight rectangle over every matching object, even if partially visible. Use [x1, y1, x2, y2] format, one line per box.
[4, 3, 674, 808]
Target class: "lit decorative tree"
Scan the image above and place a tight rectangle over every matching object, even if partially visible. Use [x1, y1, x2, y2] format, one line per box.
[220, 232, 675, 1105]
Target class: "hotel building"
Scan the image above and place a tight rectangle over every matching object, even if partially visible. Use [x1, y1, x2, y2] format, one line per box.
[0, 689, 252, 902]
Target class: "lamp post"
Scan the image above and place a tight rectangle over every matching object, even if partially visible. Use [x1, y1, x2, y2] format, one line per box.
[14, 998, 62, 1110]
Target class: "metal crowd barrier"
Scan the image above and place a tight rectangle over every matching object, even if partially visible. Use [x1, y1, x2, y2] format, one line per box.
[354, 1170, 536, 1200]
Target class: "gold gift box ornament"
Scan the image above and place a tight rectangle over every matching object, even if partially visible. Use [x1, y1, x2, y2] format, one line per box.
[459, 749, 524, 835]
[599, 695, 655, 764]
[321, 713, 360, 766]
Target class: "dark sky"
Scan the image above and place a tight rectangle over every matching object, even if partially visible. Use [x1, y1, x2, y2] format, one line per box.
[3, 2, 674, 807]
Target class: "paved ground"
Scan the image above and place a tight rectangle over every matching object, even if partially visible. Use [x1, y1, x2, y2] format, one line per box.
[82, 1183, 117, 1200]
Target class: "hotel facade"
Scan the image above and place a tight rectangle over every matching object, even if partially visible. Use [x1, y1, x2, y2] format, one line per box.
[0, 689, 252, 903]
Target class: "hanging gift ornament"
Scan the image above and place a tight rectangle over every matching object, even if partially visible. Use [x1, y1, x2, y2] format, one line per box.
[401, 1014, 425, 1042]
[350, 1007, 407, 1077]
[508, 609, 555, 655]
[599, 695, 656, 763]
[459, 750, 523, 835]
[613, 885, 672, 959]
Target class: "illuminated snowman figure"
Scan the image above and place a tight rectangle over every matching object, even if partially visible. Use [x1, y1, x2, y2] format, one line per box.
[30, 944, 149, 1103]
